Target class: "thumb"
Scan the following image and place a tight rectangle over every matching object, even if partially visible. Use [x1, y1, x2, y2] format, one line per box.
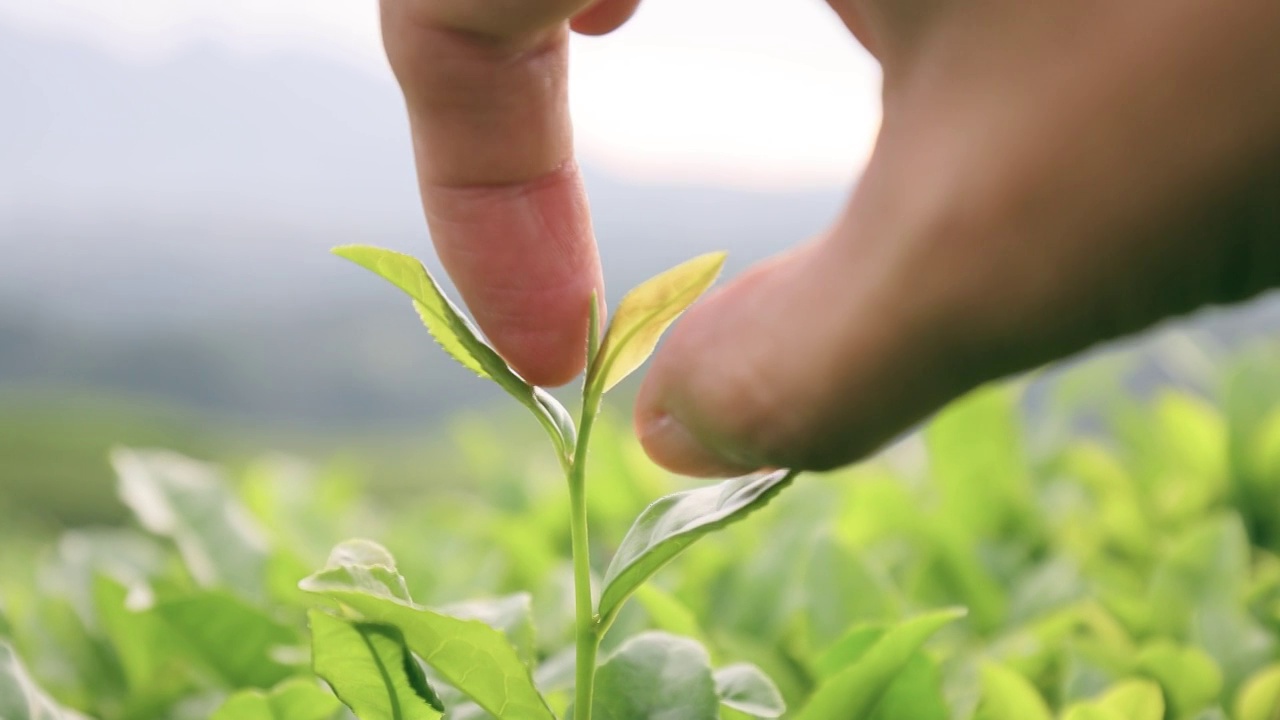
[632, 171, 980, 477]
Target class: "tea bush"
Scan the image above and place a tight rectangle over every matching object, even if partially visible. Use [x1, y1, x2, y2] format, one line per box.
[4, 250, 1280, 719]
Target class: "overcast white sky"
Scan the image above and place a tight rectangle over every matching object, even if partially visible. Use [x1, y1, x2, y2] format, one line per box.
[0, 0, 882, 189]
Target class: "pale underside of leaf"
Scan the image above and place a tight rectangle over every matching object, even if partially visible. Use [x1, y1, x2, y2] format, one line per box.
[587, 632, 719, 720]
[0, 642, 94, 720]
[714, 663, 786, 718]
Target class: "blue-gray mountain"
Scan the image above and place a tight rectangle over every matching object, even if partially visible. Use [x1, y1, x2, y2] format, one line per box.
[0, 22, 844, 424]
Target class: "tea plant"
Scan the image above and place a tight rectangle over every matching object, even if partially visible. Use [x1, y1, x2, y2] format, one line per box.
[314, 246, 809, 719]
[5, 250, 1280, 719]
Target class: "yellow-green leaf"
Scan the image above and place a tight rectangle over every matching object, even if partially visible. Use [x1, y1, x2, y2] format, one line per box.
[1235, 664, 1280, 720]
[589, 252, 726, 394]
[1096, 680, 1163, 720]
[975, 662, 1052, 720]
[794, 608, 966, 720]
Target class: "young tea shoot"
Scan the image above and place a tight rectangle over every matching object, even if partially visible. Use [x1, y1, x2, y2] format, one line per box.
[326, 245, 798, 720]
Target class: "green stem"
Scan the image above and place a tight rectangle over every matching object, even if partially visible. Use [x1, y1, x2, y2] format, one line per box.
[570, 388, 603, 720]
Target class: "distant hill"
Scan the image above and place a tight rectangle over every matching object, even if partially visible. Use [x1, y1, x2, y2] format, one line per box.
[1, 20, 1275, 431]
[0, 21, 845, 424]
[0, 22, 845, 325]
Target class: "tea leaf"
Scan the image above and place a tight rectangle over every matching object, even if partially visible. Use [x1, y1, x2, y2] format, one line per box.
[302, 542, 553, 720]
[333, 245, 575, 463]
[1061, 705, 1124, 720]
[0, 642, 93, 720]
[155, 590, 299, 688]
[813, 627, 948, 720]
[1135, 640, 1223, 717]
[714, 663, 786, 718]
[1096, 680, 1163, 720]
[1235, 664, 1280, 720]
[794, 608, 966, 720]
[582, 632, 719, 720]
[864, 653, 949, 720]
[588, 252, 725, 395]
[210, 678, 342, 720]
[598, 469, 797, 624]
[310, 610, 444, 720]
[975, 662, 1052, 720]
[92, 575, 190, 704]
[334, 245, 493, 378]
[113, 447, 268, 599]
[439, 594, 537, 668]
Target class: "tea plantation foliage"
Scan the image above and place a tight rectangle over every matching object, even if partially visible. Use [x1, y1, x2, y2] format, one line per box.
[5, 345, 1280, 719]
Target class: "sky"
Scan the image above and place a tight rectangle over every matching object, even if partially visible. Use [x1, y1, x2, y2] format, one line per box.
[0, 0, 882, 189]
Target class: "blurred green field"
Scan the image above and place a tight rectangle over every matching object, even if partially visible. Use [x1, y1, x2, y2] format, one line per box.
[5, 341, 1280, 719]
[0, 385, 561, 530]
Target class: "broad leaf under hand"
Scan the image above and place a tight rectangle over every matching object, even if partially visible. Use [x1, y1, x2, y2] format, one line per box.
[580, 632, 719, 720]
[598, 469, 797, 624]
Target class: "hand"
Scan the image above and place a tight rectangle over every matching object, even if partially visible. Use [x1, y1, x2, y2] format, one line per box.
[381, 0, 1280, 477]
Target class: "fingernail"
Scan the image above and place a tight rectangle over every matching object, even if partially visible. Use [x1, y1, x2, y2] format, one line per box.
[638, 413, 759, 478]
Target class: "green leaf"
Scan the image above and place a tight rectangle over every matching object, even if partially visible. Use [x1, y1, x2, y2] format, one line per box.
[112, 447, 269, 599]
[925, 384, 1030, 538]
[1235, 665, 1280, 720]
[599, 469, 797, 625]
[868, 654, 949, 720]
[714, 663, 786, 718]
[438, 594, 537, 668]
[1061, 705, 1124, 720]
[0, 642, 93, 720]
[811, 626, 947, 720]
[794, 608, 966, 720]
[304, 539, 413, 603]
[587, 252, 726, 395]
[813, 626, 882, 679]
[975, 662, 1052, 720]
[585, 632, 719, 720]
[301, 542, 553, 720]
[155, 590, 299, 688]
[92, 575, 191, 706]
[211, 679, 343, 720]
[1095, 680, 1163, 720]
[310, 610, 444, 720]
[333, 245, 576, 463]
[1135, 640, 1223, 718]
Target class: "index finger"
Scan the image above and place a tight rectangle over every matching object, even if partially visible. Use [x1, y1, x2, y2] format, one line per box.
[381, 0, 604, 386]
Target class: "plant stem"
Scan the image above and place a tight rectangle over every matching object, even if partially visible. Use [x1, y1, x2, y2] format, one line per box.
[569, 389, 602, 720]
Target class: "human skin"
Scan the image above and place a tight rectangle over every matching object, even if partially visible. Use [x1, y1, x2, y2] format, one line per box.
[380, 0, 1280, 477]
